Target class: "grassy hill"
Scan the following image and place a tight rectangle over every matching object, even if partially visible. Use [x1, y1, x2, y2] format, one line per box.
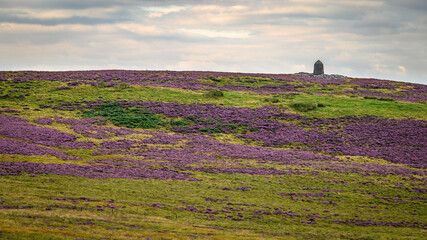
[0, 70, 426, 239]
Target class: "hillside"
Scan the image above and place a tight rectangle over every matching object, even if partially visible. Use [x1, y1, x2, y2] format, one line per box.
[0, 70, 426, 239]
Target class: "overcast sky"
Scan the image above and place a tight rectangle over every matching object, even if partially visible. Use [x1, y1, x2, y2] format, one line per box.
[0, 0, 426, 84]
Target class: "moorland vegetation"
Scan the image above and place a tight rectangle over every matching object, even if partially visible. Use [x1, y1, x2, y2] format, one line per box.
[0, 70, 426, 239]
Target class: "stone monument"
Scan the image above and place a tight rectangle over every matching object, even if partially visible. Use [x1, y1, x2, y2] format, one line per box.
[313, 60, 324, 75]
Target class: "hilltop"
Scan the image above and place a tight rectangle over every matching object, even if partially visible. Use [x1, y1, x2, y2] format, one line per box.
[0, 70, 426, 239]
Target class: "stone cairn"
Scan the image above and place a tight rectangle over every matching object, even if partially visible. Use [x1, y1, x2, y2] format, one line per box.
[296, 60, 346, 79]
[313, 60, 324, 75]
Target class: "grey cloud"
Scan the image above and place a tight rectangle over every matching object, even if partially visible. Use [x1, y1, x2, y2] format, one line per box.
[0, 0, 245, 9]
[117, 30, 212, 44]
[0, 7, 135, 26]
[389, 0, 427, 11]
[0, 0, 138, 9]
[0, 29, 82, 45]
[0, 15, 130, 26]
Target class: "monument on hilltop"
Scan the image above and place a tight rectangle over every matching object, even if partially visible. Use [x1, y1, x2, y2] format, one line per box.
[313, 60, 324, 75]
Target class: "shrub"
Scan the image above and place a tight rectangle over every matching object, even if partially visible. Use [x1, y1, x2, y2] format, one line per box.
[96, 82, 108, 88]
[170, 119, 190, 127]
[204, 90, 224, 98]
[378, 97, 395, 102]
[200, 123, 237, 134]
[290, 102, 319, 112]
[82, 103, 162, 128]
[207, 76, 221, 82]
[116, 83, 131, 90]
[249, 127, 259, 132]
[363, 96, 378, 100]
[264, 97, 280, 103]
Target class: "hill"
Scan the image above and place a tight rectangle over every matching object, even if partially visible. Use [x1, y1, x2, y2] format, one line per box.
[0, 70, 426, 239]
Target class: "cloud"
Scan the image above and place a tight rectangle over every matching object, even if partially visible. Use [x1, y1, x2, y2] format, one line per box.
[117, 23, 165, 36]
[144, 5, 188, 18]
[389, 0, 427, 11]
[398, 66, 407, 72]
[0, 0, 426, 84]
[0, 0, 137, 10]
[0, 7, 132, 26]
[179, 28, 251, 39]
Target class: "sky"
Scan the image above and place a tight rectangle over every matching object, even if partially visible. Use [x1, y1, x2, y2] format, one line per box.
[0, 0, 426, 84]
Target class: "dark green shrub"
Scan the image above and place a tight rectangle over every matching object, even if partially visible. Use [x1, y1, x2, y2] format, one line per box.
[116, 83, 131, 90]
[204, 90, 224, 98]
[82, 103, 162, 128]
[208, 76, 221, 82]
[363, 96, 378, 100]
[96, 82, 108, 88]
[170, 119, 190, 127]
[264, 97, 280, 103]
[200, 123, 237, 134]
[185, 115, 197, 121]
[290, 102, 319, 112]
[249, 127, 259, 132]
[282, 93, 298, 99]
[378, 97, 395, 102]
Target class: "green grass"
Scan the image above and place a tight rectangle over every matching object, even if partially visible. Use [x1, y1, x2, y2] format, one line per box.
[286, 94, 427, 119]
[0, 168, 425, 239]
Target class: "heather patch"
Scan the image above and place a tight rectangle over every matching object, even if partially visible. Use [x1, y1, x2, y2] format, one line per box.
[35, 100, 427, 168]
[0, 161, 198, 181]
[54, 116, 137, 139]
[0, 138, 69, 158]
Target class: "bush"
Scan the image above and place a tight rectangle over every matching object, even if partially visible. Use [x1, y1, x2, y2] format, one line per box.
[363, 96, 378, 100]
[290, 102, 319, 112]
[249, 127, 259, 132]
[199, 123, 237, 134]
[264, 97, 280, 103]
[96, 82, 108, 88]
[204, 90, 224, 98]
[116, 83, 131, 90]
[378, 97, 395, 102]
[170, 119, 190, 127]
[207, 76, 221, 82]
[82, 103, 162, 128]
